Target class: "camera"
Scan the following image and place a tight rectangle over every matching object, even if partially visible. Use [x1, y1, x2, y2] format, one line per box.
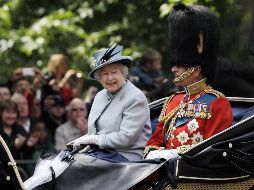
[22, 67, 35, 76]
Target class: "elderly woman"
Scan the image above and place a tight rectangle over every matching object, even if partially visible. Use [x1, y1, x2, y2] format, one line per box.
[70, 44, 151, 160]
[25, 44, 154, 190]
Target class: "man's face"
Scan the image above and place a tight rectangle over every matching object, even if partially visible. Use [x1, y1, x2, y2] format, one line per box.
[69, 101, 87, 123]
[15, 79, 30, 93]
[171, 65, 201, 86]
[0, 87, 10, 101]
[14, 96, 29, 118]
[49, 104, 65, 118]
[151, 59, 162, 71]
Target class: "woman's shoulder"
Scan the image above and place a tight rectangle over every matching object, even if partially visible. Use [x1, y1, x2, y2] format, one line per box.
[126, 81, 145, 95]
[94, 89, 107, 98]
[124, 81, 147, 101]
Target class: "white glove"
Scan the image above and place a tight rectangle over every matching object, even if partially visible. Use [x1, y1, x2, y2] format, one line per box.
[145, 147, 178, 160]
[145, 147, 164, 159]
[156, 149, 178, 160]
[68, 135, 98, 148]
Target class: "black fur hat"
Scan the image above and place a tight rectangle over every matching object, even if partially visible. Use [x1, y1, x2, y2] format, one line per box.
[168, 3, 219, 83]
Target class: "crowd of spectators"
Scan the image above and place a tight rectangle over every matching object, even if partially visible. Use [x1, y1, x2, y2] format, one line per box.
[0, 49, 168, 177]
[0, 53, 100, 177]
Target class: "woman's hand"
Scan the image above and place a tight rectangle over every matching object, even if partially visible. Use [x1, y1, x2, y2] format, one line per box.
[68, 135, 98, 148]
[49, 78, 60, 91]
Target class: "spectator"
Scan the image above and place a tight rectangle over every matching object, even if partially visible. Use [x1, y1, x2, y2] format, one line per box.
[25, 120, 55, 175]
[0, 84, 11, 102]
[42, 95, 66, 143]
[0, 99, 27, 159]
[11, 93, 33, 134]
[43, 54, 84, 105]
[12, 77, 31, 94]
[55, 98, 88, 152]
[84, 86, 98, 116]
[8, 67, 45, 112]
[13, 77, 36, 111]
[30, 97, 42, 120]
[130, 48, 166, 94]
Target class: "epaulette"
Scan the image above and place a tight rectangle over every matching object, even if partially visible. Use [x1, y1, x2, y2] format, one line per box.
[205, 87, 225, 98]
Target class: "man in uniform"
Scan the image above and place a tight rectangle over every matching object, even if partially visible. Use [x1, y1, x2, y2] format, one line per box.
[144, 3, 233, 160]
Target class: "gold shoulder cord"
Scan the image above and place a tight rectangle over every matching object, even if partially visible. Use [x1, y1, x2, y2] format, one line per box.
[204, 86, 225, 97]
[158, 94, 176, 123]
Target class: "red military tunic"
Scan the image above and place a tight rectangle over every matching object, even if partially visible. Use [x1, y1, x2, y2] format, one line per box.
[144, 85, 233, 157]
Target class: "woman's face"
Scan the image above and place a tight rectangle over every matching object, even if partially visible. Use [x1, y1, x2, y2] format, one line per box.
[56, 60, 68, 77]
[34, 122, 48, 142]
[99, 64, 125, 94]
[1, 109, 17, 127]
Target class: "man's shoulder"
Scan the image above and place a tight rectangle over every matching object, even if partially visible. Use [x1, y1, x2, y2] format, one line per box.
[169, 91, 185, 101]
[205, 87, 225, 98]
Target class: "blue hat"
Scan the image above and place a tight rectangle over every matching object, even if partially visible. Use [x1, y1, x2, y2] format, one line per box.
[88, 44, 132, 80]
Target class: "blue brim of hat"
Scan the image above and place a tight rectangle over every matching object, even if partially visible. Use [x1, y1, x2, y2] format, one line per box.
[88, 56, 132, 80]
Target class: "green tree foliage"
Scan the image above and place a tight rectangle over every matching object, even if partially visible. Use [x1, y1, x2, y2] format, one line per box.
[0, 0, 252, 83]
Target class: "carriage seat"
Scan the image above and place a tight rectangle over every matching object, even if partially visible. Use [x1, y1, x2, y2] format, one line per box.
[233, 106, 254, 123]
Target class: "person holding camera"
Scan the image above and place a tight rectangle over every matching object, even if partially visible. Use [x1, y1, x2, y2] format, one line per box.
[43, 54, 84, 105]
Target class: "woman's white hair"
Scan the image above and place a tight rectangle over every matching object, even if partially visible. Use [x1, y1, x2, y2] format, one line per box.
[94, 64, 129, 81]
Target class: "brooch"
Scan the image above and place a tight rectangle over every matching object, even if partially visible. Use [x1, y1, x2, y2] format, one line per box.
[191, 132, 204, 145]
[187, 119, 199, 133]
[176, 131, 190, 145]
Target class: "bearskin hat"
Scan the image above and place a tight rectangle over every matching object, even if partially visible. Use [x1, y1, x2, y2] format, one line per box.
[168, 3, 220, 83]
